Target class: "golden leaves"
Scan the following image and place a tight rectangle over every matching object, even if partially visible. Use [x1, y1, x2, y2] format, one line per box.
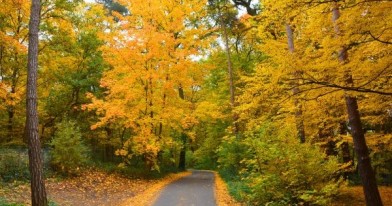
[86, 0, 211, 165]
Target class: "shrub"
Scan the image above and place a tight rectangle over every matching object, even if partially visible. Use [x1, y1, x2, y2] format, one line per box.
[49, 119, 89, 175]
[0, 149, 29, 182]
[218, 123, 344, 205]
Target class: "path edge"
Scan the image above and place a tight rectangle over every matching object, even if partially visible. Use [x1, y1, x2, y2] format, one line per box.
[119, 171, 191, 206]
[214, 171, 243, 206]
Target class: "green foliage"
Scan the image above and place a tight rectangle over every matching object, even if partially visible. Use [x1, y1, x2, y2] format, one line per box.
[0, 198, 24, 206]
[191, 120, 229, 170]
[49, 119, 89, 175]
[0, 149, 30, 182]
[218, 123, 344, 205]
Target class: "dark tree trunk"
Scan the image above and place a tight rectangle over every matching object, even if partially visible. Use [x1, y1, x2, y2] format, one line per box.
[340, 122, 353, 179]
[178, 133, 187, 171]
[178, 86, 186, 171]
[332, 3, 382, 206]
[7, 105, 14, 142]
[345, 95, 382, 206]
[26, 0, 47, 205]
[285, 23, 305, 143]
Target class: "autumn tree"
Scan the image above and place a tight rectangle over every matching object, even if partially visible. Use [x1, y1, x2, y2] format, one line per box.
[235, 0, 390, 204]
[331, 2, 383, 205]
[87, 0, 210, 169]
[39, 3, 110, 143]
[0, 0, 30, 144]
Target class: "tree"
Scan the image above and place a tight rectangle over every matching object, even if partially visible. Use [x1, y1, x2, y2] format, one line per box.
[236, 0, 390, 204]
[87, 0, 210, 169]
[39, 3, 109, 141]
[0, 0, 30, 144]
[286, 22, 306, 143]
[331, 2, 383, 205]
[50, 119, 89, 174]
[26, 0, 48, 204]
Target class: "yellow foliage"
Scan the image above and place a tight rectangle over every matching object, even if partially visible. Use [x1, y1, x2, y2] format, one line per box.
[86, 0, 212, 165]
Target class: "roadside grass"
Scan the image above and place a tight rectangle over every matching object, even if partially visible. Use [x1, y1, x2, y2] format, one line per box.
[214, 172, 242, 206]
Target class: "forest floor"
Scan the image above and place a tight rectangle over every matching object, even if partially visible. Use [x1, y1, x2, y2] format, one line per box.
[0, 169, 189, 206]
[1, 170, 390, 206]
[333, 186, 392, 206]
[0, 169, 239, 206]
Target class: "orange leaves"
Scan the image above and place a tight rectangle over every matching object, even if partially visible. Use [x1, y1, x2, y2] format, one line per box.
[181, 115, 199, 129]
[86, 0, 211, 166]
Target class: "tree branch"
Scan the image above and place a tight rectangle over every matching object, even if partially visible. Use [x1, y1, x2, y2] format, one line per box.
[367, 31, 392, 45]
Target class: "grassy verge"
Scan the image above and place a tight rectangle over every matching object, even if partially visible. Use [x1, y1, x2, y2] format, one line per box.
[214, 172, 242, 206]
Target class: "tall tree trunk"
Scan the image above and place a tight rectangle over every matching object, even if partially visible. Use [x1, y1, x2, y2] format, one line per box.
[332, 3, 382, 206]
[26, 0, 47, 205]
[178, 85, 186, 171]
[285, 23, 305, 143]
[220, 6, 238, 134]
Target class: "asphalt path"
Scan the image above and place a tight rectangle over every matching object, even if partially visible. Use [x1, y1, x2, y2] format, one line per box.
[152, 170, 216, 206]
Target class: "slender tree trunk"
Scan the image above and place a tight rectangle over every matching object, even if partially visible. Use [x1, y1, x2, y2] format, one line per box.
[332, 3, 382, 206]
[285, 23, 305, 143]
[178, 85, 186, 171]
[220, 6, 238, 134]
[26, 0, 47, 205]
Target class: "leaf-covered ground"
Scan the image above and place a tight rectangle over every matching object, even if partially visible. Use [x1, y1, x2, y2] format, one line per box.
[0, 170, 185, 206]
[332, 186, 392, 206]
[1, 170, 390, 206]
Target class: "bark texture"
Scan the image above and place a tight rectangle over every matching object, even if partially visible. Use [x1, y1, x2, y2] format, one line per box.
[332, 3, 382, 206]
[26, 0, 48, 205]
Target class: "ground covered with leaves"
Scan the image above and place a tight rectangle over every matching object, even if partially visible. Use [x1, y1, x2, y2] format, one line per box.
[332, 186, 392, 206]
[0, 170, 179, 206]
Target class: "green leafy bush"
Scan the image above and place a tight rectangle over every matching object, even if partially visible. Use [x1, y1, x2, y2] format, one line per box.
[218, 123, 344, 205]
[0, 149, 29, 182]
[49, 119, 89, 175]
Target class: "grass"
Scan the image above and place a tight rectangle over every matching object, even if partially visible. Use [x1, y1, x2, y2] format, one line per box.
[0, 198, 24, 206]
[214, 172, 242, 206]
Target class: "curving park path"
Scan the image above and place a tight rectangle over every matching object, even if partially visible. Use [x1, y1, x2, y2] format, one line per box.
[153, 170, 216, 206]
